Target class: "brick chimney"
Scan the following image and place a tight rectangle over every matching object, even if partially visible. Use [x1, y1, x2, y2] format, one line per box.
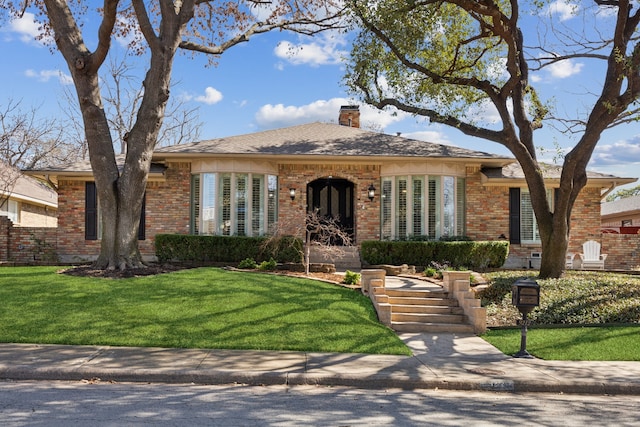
[338, 105, 360, 128]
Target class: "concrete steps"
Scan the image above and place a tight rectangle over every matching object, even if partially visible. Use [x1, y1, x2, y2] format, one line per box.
[384, 287, 474, 334]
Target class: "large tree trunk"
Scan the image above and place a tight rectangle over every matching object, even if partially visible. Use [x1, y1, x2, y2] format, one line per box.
[43, 0, 186, 270]
[538, 216, 570, 279]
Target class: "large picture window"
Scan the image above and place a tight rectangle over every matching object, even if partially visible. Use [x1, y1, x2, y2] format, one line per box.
[381, 175, 465, 240]
[191, 173, 277, 236]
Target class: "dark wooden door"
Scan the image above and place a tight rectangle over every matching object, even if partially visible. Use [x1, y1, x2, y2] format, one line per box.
[307, 178, 354, 245]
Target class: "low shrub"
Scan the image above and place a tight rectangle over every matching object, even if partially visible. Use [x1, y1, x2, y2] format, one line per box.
[155, 234, 303, 264]
[258, 258, 278, 271]
[343, 270, 361, 285]
[238, 258, 258, 269]
[361, 240, 508, 270]
[423, 267, 437, 277]
[480, 271, 640, 327]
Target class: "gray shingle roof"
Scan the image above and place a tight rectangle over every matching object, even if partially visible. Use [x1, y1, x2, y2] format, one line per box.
[1, 163, 57, 207]
[482, 162, 631, 181]
[156, 122, 507, 159]
[601, 195, 640, 216]
[23, 154, 167, 176]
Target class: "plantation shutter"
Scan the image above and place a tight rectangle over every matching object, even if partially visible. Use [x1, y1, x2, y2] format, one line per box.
[509, 188, 521, 244]
[85, 182, 98, 240]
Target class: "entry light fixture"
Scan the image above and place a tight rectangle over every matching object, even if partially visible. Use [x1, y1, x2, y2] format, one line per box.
[289, 188, 296, 201]
[368, 184, 376, 201]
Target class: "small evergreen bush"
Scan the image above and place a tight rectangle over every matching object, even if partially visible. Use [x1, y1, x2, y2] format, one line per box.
[343, 270, 361, 285]
[238, 258, 258, 269]
[258, 257, 278, 271]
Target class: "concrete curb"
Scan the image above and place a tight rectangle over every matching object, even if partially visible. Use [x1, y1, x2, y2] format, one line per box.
[4, 362, 640, 395]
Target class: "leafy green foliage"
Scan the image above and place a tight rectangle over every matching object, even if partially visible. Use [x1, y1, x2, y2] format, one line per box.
[360, 240, 508, 270]
[0, 266, 411, 355]
[238, 258, 257, 269]
[343, 270, 361, 285]
[605, 184, 640, 202]
[258, 258, 278, 271]
[155, 234, 303, 264]
[480, 271, 640, 326]
[345, 0, 511, 122]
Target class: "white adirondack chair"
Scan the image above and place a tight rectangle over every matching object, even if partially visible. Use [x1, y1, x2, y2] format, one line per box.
[579, 240, 607, 270]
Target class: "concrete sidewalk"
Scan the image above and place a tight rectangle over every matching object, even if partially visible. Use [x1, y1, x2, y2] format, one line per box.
[2, 333, 640, 395]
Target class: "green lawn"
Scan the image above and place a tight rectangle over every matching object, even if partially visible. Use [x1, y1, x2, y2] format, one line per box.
[0, 266, 411, 355]
[480, 270, 640, 361]
[483, 325, 640, 361]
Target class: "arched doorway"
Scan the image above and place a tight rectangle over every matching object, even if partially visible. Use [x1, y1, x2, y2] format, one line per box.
[307, 177, 354, 245]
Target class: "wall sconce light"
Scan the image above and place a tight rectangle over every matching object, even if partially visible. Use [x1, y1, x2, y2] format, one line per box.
[368, 184, 376, 201]
[289, 188, 296, 201]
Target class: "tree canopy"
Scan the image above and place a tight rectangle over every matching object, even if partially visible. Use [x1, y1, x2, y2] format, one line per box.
[3, 0, 343, 270]
[345, 0, 640, 278]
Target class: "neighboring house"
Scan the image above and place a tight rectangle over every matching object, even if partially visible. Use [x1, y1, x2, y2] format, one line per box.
[601, 195, 640, 233]
[0, 167, 57, 227]
[24, 106, 637, 268]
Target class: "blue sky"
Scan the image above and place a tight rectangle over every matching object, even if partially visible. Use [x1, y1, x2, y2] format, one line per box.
[1, 2, 639, 187]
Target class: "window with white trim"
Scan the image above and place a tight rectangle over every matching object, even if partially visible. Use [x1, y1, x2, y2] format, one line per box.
[381, 175, 465, 240]
[509, 187, 553, 244]
[191, 173, 277, 236]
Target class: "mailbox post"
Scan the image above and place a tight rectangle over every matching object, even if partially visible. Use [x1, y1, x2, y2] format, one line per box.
[511, 278, 540, 358]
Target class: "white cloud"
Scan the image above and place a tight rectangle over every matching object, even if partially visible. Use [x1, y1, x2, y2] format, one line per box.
[7, 12, 42, 43]
[402, 130, 451, 145]
[274, 33, 347, 67]
[591, 137, 640, 169]
[465, 98, 502, 125]
[254, 98, 406, 130]
[547, 1, 580, 21]
[24, 69, 73, 85]
[547, 59, 584, 79]
[194, 87, 223, 105]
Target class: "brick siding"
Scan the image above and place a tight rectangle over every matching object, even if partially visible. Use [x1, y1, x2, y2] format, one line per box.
[0, 216, 57, 263]
[7, 160, 638, 269]
[464, 166, 632, 268]
[277, 163, 380, 243]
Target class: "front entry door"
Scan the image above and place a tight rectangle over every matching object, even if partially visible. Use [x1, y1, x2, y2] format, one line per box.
[307, 178, 354, 245]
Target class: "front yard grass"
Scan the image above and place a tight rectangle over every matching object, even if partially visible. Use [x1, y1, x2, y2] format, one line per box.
[0, 266, 411, 356]
[479, 270, 640, 360]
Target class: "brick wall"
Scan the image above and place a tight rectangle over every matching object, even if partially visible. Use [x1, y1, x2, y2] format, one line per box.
[0, 216, 57, 263]
[56, 162, 191, 262]
[277, 163, 381, 243]
[465, 166, 612, 268]
[601, 233, 640, 270]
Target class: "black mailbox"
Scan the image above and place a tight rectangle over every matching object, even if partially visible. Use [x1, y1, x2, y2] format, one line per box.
[511, 278, 540, 358]
[512, 278, 540, 313]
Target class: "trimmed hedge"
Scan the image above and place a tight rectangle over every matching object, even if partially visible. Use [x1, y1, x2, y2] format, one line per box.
[155, 234, 303, 264]
[361, 240, 509, 270]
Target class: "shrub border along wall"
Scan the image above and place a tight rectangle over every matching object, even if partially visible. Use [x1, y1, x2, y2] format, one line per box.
[155, 234, 303, 264]
[360, 240, 509, 270]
